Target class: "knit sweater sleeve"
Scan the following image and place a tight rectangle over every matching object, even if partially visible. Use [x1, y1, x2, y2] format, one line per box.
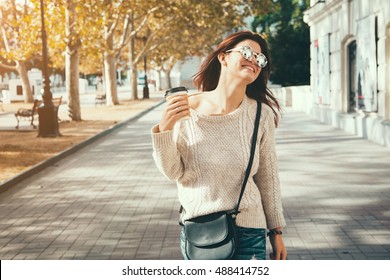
[151, 124, 184, 181]
[253, 107, 286, 229]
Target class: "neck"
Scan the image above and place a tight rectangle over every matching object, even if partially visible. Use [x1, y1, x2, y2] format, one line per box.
[210, 76, 247, 114]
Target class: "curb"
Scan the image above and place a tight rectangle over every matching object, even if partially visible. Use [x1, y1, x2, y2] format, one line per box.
[0, 99, 165, 193]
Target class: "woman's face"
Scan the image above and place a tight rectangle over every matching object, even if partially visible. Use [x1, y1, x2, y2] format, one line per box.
[223, 39, 263, 84]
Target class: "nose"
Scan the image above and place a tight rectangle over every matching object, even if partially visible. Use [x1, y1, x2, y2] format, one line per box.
[250, 55, 259, 68]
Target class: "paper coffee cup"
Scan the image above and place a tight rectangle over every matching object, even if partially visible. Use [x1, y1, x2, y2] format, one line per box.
[164, 87, 190, 121]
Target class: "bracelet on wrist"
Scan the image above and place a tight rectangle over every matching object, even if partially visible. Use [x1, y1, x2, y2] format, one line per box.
[267, 229, 282, 237]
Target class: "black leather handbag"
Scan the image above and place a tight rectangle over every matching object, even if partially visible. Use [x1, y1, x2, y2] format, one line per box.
[182, 100, 261, 260]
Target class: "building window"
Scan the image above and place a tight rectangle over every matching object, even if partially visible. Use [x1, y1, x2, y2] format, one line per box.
[16, 85, 23, 96]
[348, 41, 357, 112]
[355, 15, 378, 112]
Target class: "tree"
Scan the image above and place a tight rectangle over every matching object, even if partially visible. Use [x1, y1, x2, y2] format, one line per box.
[0, 0, 41, 102]
[128, 6, 160, 100]
[45, 0, 138, 107]
[31, 0, 82, 121]
[81, 0, 150, 105]
[1, 0, 282, 109]
[146, 0, 267, 91]
[65, 0, 82, 121]
[252, 0, 310, 86]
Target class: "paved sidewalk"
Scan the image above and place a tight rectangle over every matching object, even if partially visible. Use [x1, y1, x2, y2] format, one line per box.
[0, 104, 389, 260]
[277, 110, 390, 260]
[0, 86, 158, 130]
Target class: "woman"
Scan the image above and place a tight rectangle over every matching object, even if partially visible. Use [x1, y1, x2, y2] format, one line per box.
[151, 30, 287, 260]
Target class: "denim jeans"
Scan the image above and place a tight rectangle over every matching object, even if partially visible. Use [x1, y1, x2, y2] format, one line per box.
[180, 226, 266, 260]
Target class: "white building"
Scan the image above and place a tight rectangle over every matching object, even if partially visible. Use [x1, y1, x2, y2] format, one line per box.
[5, 68, 42, 102]
[177, 56, 203, 90]
[303, 0, 390, 147]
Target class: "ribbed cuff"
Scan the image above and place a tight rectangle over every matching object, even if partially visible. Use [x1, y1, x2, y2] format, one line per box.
[151, 126, 174, 149]
[266, 212, 286, 229]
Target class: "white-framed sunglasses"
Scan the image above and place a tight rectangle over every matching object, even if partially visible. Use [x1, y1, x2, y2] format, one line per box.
[226, 45, 268, 68]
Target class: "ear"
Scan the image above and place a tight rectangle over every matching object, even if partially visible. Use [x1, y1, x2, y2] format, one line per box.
[218, 53, 227, 67]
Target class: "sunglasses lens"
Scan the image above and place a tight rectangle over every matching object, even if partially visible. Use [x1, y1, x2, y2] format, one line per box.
[240, 46, 267, 68]
[241, 47, 253, 60]
[257, 54, 267, 68]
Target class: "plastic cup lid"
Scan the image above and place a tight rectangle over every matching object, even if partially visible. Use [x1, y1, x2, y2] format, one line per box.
[164, 86, 188, 97]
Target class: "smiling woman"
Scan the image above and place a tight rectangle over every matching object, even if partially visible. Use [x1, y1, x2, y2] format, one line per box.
[151, 30, 287, 260]
[192, 30, 280, 119]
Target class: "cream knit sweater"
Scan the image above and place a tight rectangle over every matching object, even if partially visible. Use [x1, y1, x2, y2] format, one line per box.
[151, 95, 286, 229]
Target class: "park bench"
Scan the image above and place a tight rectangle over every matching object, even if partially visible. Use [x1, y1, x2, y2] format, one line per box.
[14, 99, 42, 129]
[15, 96, 62, 129]
[95, 93, 106, 106]
[52, 96, 63, 122]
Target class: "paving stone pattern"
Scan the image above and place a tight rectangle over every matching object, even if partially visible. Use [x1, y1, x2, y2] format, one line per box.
[0, 105, 389, 260]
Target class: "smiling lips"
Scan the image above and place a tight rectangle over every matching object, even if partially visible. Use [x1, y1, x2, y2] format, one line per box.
[242, 63, 256, 73]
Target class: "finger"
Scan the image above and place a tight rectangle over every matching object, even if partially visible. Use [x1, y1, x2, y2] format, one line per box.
[168, 100, 189, 109]
[166, 95, 188, 105]
[168, 104, 189, 115]
[174, 108, 190, 119]
[177, 105, 190, 113]
[180, 109, 190, 117]
[269, 252, 275, 260]
[167, 102, 189, 112]
[178, 99, 190, 106]
[165, 104, 179, 115]
[274, 251, 280, 260]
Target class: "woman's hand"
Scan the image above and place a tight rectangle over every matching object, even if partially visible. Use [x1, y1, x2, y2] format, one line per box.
[158, 94, 190, 132]
[269, 231, 287, 260]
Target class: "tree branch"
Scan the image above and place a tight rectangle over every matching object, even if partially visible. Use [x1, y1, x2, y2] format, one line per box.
[0, 62, 17, 71]
[114, 6, 159, 55]
[127, 6, 159, 41]
[1, 24, 11, 53]
[114, 13, 131, 54]
[107, 14, 121, 37]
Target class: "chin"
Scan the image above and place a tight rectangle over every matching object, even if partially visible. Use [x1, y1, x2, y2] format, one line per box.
[241, 75, 257, 85]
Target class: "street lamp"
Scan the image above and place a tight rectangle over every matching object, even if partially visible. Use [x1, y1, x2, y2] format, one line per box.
[142, 36, 149, 99]
[38, 0, 60, 137]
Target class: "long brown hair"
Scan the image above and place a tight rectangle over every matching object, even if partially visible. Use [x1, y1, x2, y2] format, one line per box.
[193, 30, 281, 126]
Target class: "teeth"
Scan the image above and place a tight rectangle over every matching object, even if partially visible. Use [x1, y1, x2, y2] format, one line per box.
[243, 65, 254, 72]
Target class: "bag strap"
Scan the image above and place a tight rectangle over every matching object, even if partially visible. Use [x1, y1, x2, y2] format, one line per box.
[233, 100, 261, 214]
[179, 100, 262, 216]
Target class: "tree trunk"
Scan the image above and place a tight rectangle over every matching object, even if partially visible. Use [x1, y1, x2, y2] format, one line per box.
[66, 0, 81, 121]
[131, 67, 138, 100]
[103, 28, 118, 106]
[164, 69, 172, 89]
[103, 51, 118, 105]
[16, 61, 33, 103]
[129, 18, 138, 100]
[156, 70, 162, 91]
[66, 49, 81, 121]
